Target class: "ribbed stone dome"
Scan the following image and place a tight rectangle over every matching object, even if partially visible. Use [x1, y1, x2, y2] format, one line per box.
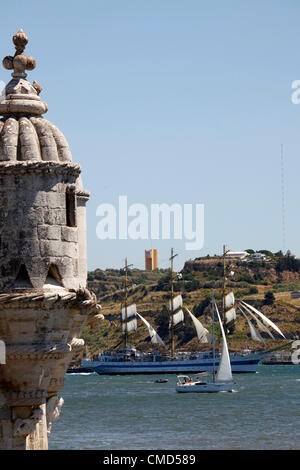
[0, 29, 72, 163]
[0, 116, 72, 162]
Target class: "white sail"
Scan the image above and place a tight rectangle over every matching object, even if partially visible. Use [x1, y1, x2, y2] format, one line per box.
[122, 318, 137, 333]
[225, 292, 235, 310]
[171, 309, 185, 327]
[224, 292, 236, 330]
[169, 295, 184, 329]
[214, 303, 233, 383]
[169, 295, 183, 312]
[240, 302, 275, 339]
[241, 301, 285, 338]
[239, 308, 266, 344]
[185, 308, 212, 344]
[121, 304, 137, 320]
[225, 307, 236, 325]
[136, 312, 167, 348]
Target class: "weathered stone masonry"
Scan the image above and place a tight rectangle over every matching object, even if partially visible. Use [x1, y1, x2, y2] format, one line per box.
[0, 30, 100, 449]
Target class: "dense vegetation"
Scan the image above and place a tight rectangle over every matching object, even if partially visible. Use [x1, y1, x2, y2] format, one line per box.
[80, 251, 300, 358]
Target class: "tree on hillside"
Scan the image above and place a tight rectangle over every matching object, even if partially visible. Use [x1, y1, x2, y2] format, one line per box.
[276, 256, 300, 274]
[248, 286, 258, 294]
[156, 273, 171, 292]
[156, 304, 169, 337]
[274, 250, 284, 258]
[184, 279, 201, 292]
[258, 250, 273, 258]
[177, 314, 195, 343]
[253, 272, 263, 282]
[193, 296, 211, 317]
[264, 291, 275, 305]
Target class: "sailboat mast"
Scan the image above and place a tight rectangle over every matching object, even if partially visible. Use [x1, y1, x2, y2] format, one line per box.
[223, 244, 227, 324]
[124, 258, 128, 349]
[122, 257, 133, 349]
[170, 248, 177, 358]
[212, 288, 216, 382]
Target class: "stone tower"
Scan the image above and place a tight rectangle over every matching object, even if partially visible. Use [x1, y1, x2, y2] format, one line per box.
[0, 30, 100, 450]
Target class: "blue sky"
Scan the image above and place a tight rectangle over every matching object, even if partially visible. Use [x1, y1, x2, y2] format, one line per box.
[1, 0, 300, 271]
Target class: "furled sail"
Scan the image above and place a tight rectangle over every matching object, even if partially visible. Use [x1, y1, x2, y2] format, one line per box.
[136, 312, 167, 348]
[215, 303, 233, 383]
[169, 294, 183, 312]
[225, 292, 235, 310]
[241, 301, 285, 338]
[121, 303, 137, 320]
[239, 307, 265, 344]
[224, 291, 236, 330]
[185, 308, 212, 344]
[172, 309, 185, 327]
[122, 318, 137, 333]
[169, 295, 184, 329]
[225, 307, 236, 324]
[121, 303, 137, 334]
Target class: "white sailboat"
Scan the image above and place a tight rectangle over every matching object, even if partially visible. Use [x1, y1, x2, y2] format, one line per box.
[176, 291, 233, 393]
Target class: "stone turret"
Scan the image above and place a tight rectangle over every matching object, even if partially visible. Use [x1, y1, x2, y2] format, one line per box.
[0, 30, 100, 450]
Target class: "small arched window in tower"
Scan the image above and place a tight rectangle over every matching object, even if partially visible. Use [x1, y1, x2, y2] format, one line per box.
[14, 263, 33, 288]
[44, 264, 64, 288]
[66, 186, 77, 228]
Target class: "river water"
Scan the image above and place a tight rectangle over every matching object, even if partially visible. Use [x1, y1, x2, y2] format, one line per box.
[48, 365, 300, 450]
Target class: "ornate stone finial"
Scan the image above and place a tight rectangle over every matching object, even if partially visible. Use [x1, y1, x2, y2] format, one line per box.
[2, 29, 36, 78]
[0, 29, 48, 116]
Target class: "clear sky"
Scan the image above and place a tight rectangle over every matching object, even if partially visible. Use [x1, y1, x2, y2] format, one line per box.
[1, 0, 300, 272]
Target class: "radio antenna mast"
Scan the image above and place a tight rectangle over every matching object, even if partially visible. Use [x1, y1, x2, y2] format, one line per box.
[280, 144, 286, 255]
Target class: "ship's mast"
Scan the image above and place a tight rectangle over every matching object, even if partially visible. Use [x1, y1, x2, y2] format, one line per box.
[222, 244, 227, 324]
[122, 257, 133, 349]
[211, 288, 216, 383]
[222, 244, 231, 327]
[170, 248, 178, 358]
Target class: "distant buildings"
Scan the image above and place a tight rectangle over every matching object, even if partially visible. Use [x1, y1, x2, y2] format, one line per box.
[225, 250, 249, 260]
[291, 291, 300, 299]
[250, 253, 266, 260]
[225, 250, 268, 261]
[286, 250, 296, 258]
[145, 249, 158, 270]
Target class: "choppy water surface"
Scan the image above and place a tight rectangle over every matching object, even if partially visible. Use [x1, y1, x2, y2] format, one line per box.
[49, 365, 300, 450]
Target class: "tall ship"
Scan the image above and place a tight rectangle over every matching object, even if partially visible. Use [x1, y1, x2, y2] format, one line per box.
[83, 248, 286, 375]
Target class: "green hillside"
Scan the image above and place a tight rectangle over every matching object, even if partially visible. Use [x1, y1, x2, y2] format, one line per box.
[82, 251, 300, 358]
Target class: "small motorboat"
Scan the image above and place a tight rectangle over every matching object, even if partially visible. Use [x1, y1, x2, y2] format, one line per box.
[155, 378, 168, 383]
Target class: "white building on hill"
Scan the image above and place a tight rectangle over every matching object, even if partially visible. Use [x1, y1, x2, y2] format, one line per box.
[225, 250, 249, 260]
